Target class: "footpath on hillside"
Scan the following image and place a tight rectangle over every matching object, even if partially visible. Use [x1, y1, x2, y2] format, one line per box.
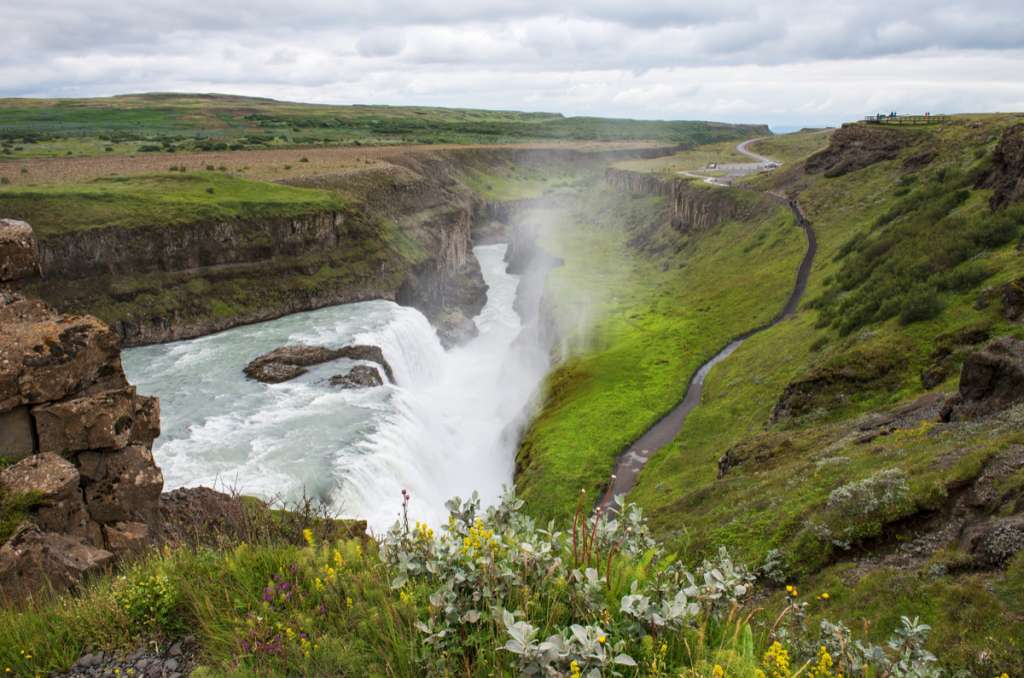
[599, 140, 816, 509]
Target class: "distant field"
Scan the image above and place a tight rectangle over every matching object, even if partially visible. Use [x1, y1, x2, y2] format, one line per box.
[0, 92, 769, 160]
[0, 140, 668, 187]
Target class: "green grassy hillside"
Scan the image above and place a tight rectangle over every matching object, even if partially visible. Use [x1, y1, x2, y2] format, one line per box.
[514, 118, 1024, 672]
[0, 93, 768, 158]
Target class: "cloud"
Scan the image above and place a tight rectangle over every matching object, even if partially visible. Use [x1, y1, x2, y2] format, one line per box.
[1, 0, 1022, 126]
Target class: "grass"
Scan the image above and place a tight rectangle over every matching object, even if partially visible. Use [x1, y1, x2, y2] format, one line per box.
[0, 93, 768, 159]
[747, 130, 834, 166]
[515, 183, 804, 524]
[0, 172, 347, 235]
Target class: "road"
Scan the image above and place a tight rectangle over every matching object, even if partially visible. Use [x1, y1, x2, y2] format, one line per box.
[677, 137, 778, 186]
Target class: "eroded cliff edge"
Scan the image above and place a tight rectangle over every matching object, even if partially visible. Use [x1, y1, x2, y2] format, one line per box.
[10, 145, 678, 348]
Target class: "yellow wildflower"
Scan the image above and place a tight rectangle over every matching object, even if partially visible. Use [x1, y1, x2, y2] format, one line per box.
[399, 589, 413, 605]
[570, 660, 582, 678]
[762, 641, 791, 678]
[713, 665, 726, 678]
[785, 584, 798, 598]
[817, 592, 830, 601]
[302, 528, 315, 547]
[346, 596, 354, 608]
[333, 549, 344, 568]
[597, 635, 607, 644]
[807, 645, 834, 678]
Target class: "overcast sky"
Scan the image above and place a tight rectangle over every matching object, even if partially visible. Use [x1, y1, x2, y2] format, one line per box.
[3, 1, 1023, 128]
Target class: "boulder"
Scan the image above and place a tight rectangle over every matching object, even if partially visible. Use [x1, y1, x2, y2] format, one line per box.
[244, 343, 395, 384]
[965, 516, 1024, 567]
[941, 337, 1024, 421]
[158, 486, 251, 546]
[0, 452, 80, 502]
[0, 218, 38, 282]
[0, 525, 113, 601]
[32, 387, 136, 454]
[0, 406, 35, 460]
[102, 521, 150, 556]
[329, 365, 383, 389]
[1002, 278, 1024, 322]
[80, 446, 164, 525]
[337, 345, 395, 383]
[433, 308, 479, 349]
[0, 452, 102, 545]
[0, 299, 122, 411]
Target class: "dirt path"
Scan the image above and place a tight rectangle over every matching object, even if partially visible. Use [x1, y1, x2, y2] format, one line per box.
[597, 159, 815, 510]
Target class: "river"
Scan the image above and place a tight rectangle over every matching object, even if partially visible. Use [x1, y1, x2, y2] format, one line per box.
[123, 244, 548, 532]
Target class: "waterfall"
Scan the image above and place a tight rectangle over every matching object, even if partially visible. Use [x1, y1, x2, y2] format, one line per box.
[123, 244, 549, 533]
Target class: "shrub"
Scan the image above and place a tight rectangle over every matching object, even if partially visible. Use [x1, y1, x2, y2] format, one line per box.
[112, 568, 181, 633]
[899, 286, 943, 325]
[934, 260, 993, 292]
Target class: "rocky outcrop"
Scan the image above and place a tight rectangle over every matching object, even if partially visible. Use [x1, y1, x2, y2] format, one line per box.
[976, 123, 1024, 210]
[329, 365, 383, 389]
[940, 337, 1024, 421]
[770, 342, 911, 423]
[0, 219, 39, 281]
[604, 168, 760, 236]
[0, 223, 163, 600]
[999, 277, 1023, 322]
[805, 123, 914, 177]
[243, 343, 395, 384]
[432, 308, 479, 349]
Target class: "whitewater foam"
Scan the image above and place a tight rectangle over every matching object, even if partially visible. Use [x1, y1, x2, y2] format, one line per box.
[123, 244, 547, 532]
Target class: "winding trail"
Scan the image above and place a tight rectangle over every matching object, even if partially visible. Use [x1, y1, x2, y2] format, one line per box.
[597, 141, 816, 510]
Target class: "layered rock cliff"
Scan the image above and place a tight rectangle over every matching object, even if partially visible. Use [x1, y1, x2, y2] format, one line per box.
[604, 168, 762, 234]
[13, 146, 675, 349]
[1, 221, 163, 600]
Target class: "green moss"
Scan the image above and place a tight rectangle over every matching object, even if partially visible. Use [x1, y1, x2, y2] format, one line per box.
[0, 488, 43, 544]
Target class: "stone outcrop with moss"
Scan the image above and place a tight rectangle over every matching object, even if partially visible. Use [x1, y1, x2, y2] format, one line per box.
[0, 221, 163, 600]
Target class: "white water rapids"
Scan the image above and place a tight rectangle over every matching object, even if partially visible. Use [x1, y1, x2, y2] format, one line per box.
[122, 244, 548, 532]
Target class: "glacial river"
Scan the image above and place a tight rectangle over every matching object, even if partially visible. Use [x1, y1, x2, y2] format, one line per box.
[123, 244, 547, 532]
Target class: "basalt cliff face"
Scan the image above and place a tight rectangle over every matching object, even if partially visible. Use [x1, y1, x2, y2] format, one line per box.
[603, 168, 761, 237]
[1, 221, 163, 600]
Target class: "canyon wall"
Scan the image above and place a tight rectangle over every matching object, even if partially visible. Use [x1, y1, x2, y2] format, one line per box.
[604, 167, 762, 234]
[16, 145, 676, 348]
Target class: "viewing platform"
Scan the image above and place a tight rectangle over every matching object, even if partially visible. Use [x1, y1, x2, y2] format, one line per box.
[864, 113, 949, 125]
